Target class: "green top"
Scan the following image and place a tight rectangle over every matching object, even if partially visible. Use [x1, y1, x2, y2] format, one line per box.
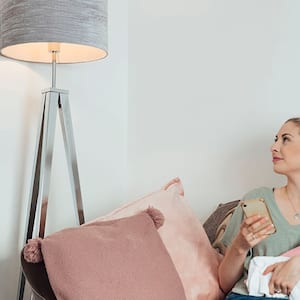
[221, 187, 300, 295]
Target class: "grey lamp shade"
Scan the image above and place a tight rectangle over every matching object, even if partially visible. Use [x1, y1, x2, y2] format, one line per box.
[0, 0, 108, 63]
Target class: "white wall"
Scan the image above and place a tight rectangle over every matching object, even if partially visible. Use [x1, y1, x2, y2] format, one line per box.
[2, 0, 300, 299]
[127, 0, 300, 221]
[0, 1, 128, 299]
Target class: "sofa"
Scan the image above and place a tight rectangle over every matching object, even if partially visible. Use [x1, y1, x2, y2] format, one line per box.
[20, 179, 240, 300]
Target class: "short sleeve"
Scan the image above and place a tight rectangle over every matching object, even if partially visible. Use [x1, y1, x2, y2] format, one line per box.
[221, 203, 243, 248]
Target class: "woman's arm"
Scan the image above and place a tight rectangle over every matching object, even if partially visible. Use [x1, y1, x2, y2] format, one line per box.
[218, 239, 248, 293]
[218, 215, 274, 293]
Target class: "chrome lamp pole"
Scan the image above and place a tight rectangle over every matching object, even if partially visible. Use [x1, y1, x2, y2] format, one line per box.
[0, 1, 108, 299]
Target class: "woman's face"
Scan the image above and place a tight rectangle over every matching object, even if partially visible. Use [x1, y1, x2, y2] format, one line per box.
[271, 121, 300, 175]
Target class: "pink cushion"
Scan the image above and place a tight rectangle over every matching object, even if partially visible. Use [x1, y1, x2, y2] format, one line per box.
[282, 246, 300, 258]
[94, 178, 224, 300]
[32, 209, 186, 300]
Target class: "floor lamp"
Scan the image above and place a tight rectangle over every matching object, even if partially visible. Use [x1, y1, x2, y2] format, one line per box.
[0, 1, 108, 299]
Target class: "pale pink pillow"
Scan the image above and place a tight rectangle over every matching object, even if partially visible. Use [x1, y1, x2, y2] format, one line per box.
[93, 178, 224, 300]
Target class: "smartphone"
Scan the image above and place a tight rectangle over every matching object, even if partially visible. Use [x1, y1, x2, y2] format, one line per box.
[240, 197, 276, 234]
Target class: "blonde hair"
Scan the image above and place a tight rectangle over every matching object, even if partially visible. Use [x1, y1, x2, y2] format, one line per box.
[285, 118, 300, 127]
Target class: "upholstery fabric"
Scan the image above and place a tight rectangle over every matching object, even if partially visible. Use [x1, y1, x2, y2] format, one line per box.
[28, 209, 186, 300]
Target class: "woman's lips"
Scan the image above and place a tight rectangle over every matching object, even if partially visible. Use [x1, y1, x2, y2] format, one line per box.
[272, 157, 283, 163]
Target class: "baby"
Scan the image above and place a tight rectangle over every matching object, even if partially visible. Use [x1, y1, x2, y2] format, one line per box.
[246, 246, 300, 299]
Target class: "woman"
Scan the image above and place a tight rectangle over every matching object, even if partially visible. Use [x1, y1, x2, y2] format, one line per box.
[219, 118, 300, 299]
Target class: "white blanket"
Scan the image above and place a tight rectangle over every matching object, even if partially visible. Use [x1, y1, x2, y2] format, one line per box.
[246, 256, 300, 299]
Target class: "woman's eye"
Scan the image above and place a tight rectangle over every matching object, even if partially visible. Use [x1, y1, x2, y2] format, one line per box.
[283, 136, 289, 143]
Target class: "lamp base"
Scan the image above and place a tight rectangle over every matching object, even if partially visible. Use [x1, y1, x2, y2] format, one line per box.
[17, 88, 85, 300]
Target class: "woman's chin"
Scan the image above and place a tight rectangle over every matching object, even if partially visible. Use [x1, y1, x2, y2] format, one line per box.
[273, 167, 285, 175]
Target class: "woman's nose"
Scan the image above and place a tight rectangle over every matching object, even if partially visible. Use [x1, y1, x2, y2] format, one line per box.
[270, 142, 278, 153]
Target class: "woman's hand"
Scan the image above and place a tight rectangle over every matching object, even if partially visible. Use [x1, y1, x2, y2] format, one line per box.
[218, 214, 274, 293]
[232, 215, 275, 254]
[263, 255, 300, 296]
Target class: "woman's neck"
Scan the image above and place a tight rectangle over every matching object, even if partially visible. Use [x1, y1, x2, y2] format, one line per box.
[275, 180, 300, 223]
[285, 176, 300, 202]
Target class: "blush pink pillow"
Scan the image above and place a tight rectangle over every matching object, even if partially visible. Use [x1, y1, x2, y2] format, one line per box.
[282, 246, 300, 258]
[24, 209, 186, 300]
[93, 178, 224, 300]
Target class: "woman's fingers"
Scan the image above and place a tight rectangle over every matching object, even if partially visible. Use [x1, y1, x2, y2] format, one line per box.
[264, 258, 300, 296]
[242, 215, 273, 236]
[236, 215, 275, 250]
[263, 263, 277, 275]
[235, 215, 274, 253]
[243, 214, 263, 226]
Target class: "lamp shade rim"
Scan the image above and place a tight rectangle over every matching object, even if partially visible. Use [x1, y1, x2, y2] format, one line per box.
[0, 42, 108, 64]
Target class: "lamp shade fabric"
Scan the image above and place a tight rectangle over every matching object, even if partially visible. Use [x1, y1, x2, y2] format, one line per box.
[0, 0, 108, 63]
